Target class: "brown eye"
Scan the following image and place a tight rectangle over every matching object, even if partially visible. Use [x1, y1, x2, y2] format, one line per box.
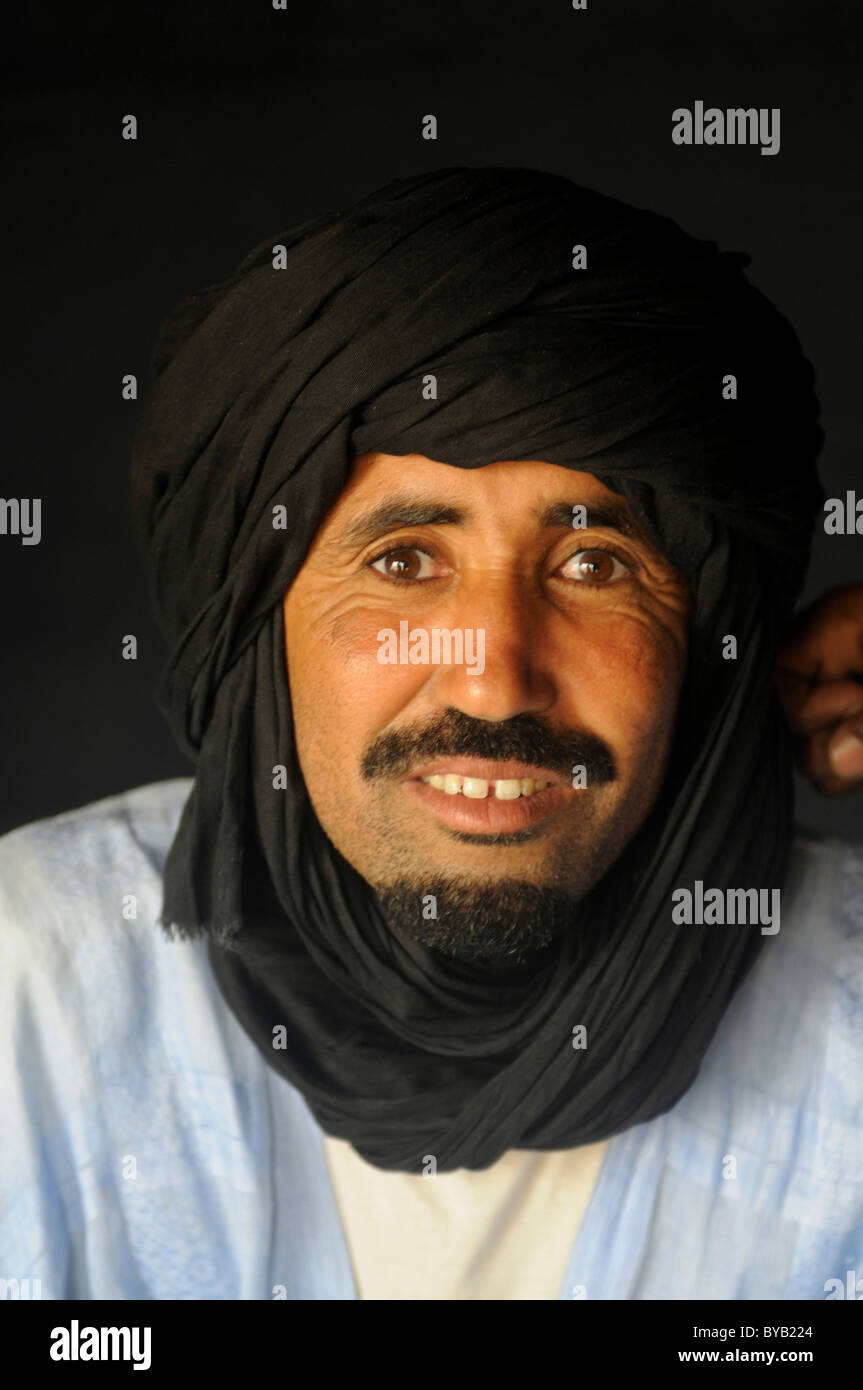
[564, 548, 628, 583]
[370, 547, 437, 581]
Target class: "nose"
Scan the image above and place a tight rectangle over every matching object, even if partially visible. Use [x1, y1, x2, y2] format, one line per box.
[426, 569, 558, 722]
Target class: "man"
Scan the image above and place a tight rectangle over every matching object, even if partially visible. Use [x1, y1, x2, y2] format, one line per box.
[1, 167, 861, 1301]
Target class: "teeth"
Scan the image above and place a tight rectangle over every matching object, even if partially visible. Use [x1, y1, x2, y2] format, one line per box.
[462, 777, 488, 799]
[421, 774, 549, 799]
[494, 779, 523, 800]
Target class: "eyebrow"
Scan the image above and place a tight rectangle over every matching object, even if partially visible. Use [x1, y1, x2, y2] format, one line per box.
[334, 495, 647, 550]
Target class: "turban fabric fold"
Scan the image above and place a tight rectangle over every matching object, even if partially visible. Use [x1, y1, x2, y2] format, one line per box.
[132, 167, 823, 1171]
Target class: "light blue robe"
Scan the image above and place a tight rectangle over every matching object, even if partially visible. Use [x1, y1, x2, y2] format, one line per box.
[1, 780, 861, 1300]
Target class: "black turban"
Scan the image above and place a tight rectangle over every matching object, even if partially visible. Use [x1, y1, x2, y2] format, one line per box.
[131, 166, 824, 1172]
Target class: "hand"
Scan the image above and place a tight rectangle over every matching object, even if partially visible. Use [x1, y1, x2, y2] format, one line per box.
[777, 584, 863, 795]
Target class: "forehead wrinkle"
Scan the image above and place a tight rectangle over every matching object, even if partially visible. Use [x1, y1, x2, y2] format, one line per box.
[323, 485, 649, 556]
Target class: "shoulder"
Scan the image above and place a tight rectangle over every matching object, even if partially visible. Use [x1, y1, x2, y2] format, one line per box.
[0, 779, 192, 929]
[784, 827, 863, 966]
[0, 775, 193, 876]
[789, 824, 863, 894]
[0, 778, 271, 1300]
[0, 779, 194, 1007]
[708, 827, 863, 1121]
[785, 828, 863, 1068]
[744, 826, 863, 1025]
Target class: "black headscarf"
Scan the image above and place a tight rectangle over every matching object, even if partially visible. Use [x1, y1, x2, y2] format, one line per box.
[131, 167, 823, 1172]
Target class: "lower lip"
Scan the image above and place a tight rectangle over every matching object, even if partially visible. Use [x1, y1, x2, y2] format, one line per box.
[400, 777, 574, 833]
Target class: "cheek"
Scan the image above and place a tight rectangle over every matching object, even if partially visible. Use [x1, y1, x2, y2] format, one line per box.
[286, 602, 420, 749]
[286, 589, 377, 689]
[310, 607, 422, 708]
[572, 617, 685, 766]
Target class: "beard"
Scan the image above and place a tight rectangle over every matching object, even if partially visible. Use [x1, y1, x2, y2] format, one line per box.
[373, 873, 586, 972]
[352, 709, 623, 971]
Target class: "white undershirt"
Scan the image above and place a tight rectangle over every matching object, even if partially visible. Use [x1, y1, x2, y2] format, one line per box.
[322, 1134, 609, 1300]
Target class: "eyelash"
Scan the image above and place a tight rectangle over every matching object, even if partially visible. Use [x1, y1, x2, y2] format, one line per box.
[366, 539, 631, 585]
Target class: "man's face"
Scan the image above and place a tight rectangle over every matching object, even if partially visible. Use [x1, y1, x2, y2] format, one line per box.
[284, 452, 691, 969]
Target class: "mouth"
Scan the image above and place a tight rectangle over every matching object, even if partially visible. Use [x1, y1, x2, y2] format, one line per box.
[400, 759, 579, 834]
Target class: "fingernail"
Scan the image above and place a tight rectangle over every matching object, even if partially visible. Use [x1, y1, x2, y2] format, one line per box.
[829, 730, 863, 777]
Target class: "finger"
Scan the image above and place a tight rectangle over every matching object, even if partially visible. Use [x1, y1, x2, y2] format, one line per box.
[793, 715, 863, 792]
[828, 720, 863, 782]
[780, 592, 863, 684]
[775, 668, 814, 723]
[777, 674, 863, 735]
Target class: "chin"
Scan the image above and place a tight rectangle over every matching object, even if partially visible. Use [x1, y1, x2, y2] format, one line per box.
[372, 873, 588, 971]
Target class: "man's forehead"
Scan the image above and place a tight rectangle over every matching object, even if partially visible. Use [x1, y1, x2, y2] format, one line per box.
[328, 451, 645, 539]
[348, 450, 619, 497]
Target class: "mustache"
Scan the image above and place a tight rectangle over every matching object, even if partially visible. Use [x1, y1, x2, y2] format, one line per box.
[360, 709, 617, 785]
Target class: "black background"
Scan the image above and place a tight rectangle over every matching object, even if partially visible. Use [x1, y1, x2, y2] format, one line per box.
[2, 0, 860, 838]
